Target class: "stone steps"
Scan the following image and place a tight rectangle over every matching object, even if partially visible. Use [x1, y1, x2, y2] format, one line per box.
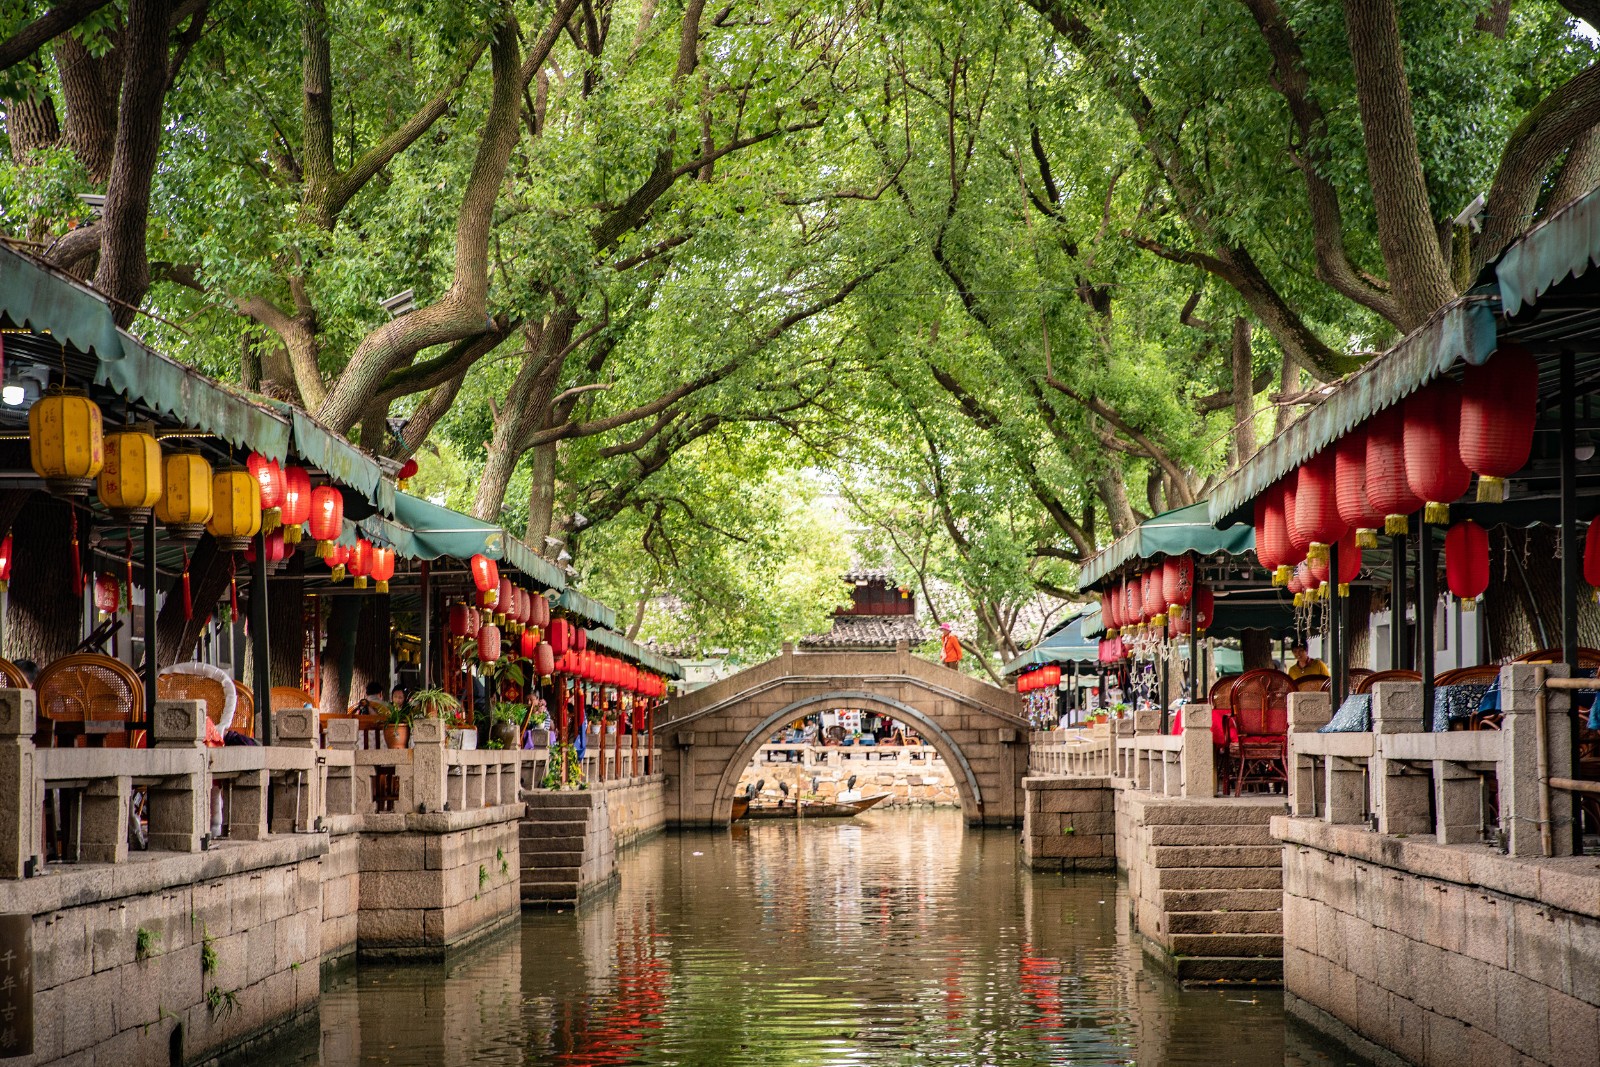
[1165, 910, 1283, 935]
[521, 881, 578, 905]
[522, 850, 583, 870]
[1168, 932, 1284, 958]
[1171, 955, 1283, 984]
[1161, 889, 1283, 912]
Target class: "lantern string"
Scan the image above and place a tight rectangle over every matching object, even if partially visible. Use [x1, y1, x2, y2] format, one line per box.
[67, 506, 82, 596]
[180, 546, 193, 622]
[230, 556, 239, 630]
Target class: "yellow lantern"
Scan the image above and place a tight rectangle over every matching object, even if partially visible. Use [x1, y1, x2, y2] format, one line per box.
[155, 450, 214, 541]
[29, 389, 104, 496]
[96, 425, 162, 522]
[207, 465, 262, 551]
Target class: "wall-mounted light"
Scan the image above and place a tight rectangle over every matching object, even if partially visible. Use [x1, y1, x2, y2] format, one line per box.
[1577, 432, 1596, 462]
[2, 386, 24, 406]
[379, 289, 416, 317]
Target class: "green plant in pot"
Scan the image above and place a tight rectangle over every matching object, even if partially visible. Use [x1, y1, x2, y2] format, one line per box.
[381, 700, 413, 749]
[490, 701, 526, 750]
[407, 687, 461, 722]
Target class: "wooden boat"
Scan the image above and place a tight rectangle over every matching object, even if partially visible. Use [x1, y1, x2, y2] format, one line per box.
[731, 791, 891, 821]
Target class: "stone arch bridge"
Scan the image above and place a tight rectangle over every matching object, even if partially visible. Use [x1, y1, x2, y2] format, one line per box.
[658, 643, 1030, 827]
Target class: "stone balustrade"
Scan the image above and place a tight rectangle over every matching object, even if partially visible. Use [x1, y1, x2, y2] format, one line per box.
[1286, 664, 1575, 857]
[1028, 725, 1114, 776]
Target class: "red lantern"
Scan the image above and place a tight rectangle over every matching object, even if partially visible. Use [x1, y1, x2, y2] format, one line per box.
[1404, 378, 1472, 524]
[478, 623, 502, 663]
[247, 453, 284, 512]
[535, 640, 555, 682]
[370, 546, 396, 593]
[324, 542, 350, 582]
[448, 601, 475, 638]
[1461, 344, 1539, 503]
[550, 618, 571, 655]
[0, 533, 12, 592]
[1142, 568, 1165, 624]
[470, 554, 498, 602]
[1163, 554, 1194, 616]
[1192, 586, 1215, 635]
[1444, 520, 1489, 608]
[309, 485, 344, 556]
[1254, 486, 1291, 584]
[520, 629, 537, 658]
[530, 592, 550, 630]
[1335, 430, 1384, 548]
[1282, 479, 1310, 565]
[397, 457, 419, 490]
[1586, 522, 1600, 593]
[1294, 450, 1347, 561]
[1334, 531, 1362, 594]
[497, 577, 514, 623]
[346, 539, 372, 588]
[244, 528, 288, 567]
[1366, 405, 1422, 535]
[280, 466, 311, 543]
[94, 571, 119, 616]
[575, 628, 588, 653]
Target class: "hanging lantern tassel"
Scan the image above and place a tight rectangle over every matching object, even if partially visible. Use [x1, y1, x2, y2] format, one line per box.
[1385, 514, 1409, 535]
[1356, 529, 1378, 549]
[68, 507, 83, 596]
[1307, 542, 1328, 562]
[181, 546, 193, 621]
[125, 533, 134, 606]
[1274, 565, 1291, 585]
[1424, 501, 1450, 525]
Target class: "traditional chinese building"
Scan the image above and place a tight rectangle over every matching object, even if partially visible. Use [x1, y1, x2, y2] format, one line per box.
[798, 570, 927, 650]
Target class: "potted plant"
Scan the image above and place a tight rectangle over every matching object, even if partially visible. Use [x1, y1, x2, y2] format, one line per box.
[381, 701, 412, 749]
[490, 701, 526, 750]
[409, 687, 461, 721]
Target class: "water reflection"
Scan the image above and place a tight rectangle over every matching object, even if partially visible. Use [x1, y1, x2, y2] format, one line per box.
[294, 811, 1364, 1066]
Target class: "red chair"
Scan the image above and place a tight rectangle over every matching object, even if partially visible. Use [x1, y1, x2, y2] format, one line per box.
[1226, 668, 1293, 795]
[1208, 675, 1238, 795]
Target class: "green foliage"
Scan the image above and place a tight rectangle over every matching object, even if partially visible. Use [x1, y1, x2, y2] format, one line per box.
[135, 926, 160, 962]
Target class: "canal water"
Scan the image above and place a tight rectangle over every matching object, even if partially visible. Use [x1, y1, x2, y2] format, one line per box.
[276, 810, 1366, 1066]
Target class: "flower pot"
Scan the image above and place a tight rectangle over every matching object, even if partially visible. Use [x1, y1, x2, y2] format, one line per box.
[382, 724, 409, 749]
[491, 720, 520, 750]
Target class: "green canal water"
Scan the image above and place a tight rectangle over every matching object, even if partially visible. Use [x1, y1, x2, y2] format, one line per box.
[275, 810, 1367, 1066]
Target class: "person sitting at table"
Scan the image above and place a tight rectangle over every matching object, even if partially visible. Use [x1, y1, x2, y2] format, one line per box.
[1287, 641, 1329, 681]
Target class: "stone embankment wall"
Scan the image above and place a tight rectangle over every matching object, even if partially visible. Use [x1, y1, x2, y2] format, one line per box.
[735, 755, 959, 809]
[13, 838, 326, 1067]
[1021, 776, 1114, 869]
[353, 806, 524, 958]
[1278, 816, 1600, 1067]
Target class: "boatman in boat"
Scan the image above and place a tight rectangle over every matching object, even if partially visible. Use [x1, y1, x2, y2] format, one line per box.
[940, 622, 963, 670]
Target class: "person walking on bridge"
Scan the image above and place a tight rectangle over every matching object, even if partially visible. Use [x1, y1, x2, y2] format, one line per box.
[940, 622, 963, 670]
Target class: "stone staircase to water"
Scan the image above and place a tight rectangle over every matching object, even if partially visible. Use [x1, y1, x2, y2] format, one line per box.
[1120, 792, 1285, 984]
[519, 790, 617, 907]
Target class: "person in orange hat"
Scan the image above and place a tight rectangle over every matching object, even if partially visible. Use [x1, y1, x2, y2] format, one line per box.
[940, 622, 963, 670]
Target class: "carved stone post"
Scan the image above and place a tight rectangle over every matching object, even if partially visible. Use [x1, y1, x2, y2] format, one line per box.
[0, 689, 41, 877]
[1370, 682, 1430, 836]
[1287, 692, 1331, 817]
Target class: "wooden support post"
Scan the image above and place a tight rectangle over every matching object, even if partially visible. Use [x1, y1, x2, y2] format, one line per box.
[251, 531, 272, 746]
[1419, 519, 1436, 731]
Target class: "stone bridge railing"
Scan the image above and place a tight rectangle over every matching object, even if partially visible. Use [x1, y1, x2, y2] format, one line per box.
[1028, 727, 1114, 777]
[1286, 664, 1572, 857]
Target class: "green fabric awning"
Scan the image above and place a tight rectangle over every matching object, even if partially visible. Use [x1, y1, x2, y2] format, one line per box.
[0, 247, 294, 458]
[1498, 184, 1600, 316]
[585, 626, 683, 678]
[560, 588, 617, 631]
[1001, 605, 1100, 675]
[1079, 502, 1256, 590]
[387, 492, 505, 563]
[1206, 296, 1498, 528]
[284, 408, 395, 518]
[501, 535, 567, 591]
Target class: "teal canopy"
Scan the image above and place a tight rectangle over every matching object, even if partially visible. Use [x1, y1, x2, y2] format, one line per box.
[388, 492, 505, 564]
[560, 588, 618, 631]
[1078, 502, 1256, 591]
[501, 535, 568, 591]
[1001, 605, 1100, 675]
[1498, 184, 1600, 317]
[586, 626, 683, 678]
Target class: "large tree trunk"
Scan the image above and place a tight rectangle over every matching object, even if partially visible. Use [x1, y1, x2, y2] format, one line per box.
[53, 33, 119, 183]
[319, 595, 361, 716]
[6, 496, 82, 664]
[352, 593, 389, 701]
[1240, 629, 1273, 672]
[1341, 0, 1457, 329]
[93, 0, 173, 327]
[5, 78, 60, 164]
[267, 554, 304, 685]
[1096, 468, 1137, 536]
[525, 441, 560, 546]
[154, 535, 235, 666]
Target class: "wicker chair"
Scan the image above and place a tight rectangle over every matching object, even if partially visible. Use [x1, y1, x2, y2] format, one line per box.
[0, 659, 30, 689]
[1353, 669, 1422, 695]
[36, 654, 145, 747]
[271, 686, 315, 713]
[157, 671, 230, 730]
[1207, 675, 1238, 794]
[233, 687, 255, 738]
[1513, 647, 1600, 668]
[1294, 675, 1331, 693]
[1226, 669, 1293, 795]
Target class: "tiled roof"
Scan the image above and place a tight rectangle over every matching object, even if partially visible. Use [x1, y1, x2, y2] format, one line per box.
[798, 614, 929, 650]
[842, 569, 898, 584]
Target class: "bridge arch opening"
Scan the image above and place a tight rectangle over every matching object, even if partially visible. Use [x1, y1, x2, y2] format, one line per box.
[712, 690, 986, 824]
